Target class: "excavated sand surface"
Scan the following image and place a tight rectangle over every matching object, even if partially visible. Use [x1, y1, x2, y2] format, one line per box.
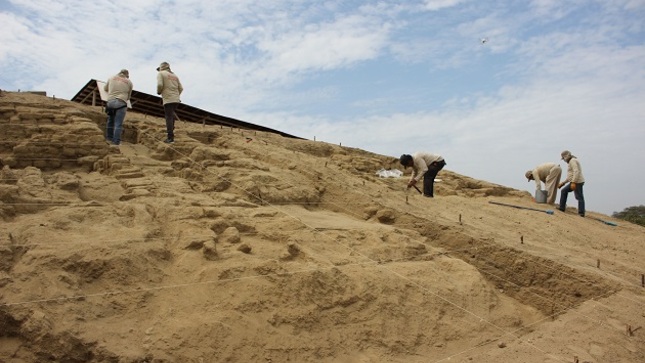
[0, 92, 643, 363]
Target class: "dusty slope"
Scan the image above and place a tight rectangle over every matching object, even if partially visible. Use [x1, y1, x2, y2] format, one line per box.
[0, 92, 643, 363]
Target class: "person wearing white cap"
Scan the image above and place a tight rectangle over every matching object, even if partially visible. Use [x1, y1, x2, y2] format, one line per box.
[558, 150, 585, 216]
[156, 61, 183, 143]
[104, 69, 133, 145]
[525, 162, 562, 205]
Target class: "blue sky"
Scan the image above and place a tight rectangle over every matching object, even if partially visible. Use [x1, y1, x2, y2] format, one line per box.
[1, 0, 644, 215]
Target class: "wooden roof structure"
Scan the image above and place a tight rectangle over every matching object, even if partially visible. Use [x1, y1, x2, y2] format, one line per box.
[71, 79, 301, 139]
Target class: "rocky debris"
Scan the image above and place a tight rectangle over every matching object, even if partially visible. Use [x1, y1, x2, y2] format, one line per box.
[202, 240, 219, 260]
[0, 165, 18, 184]
[237, 243, 252, 254]
[281, 241, 302, 261]
[219, 226, 241, 244]
[375, 208, 396, 224]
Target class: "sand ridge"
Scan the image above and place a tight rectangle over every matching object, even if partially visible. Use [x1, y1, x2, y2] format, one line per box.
[0, 92, 643, 362]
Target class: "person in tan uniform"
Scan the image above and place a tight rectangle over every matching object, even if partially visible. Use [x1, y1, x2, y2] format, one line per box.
[558, 150, 585, 217]
[399, 152, 446, 197]
[156, 61, 183, 144]
[525, 162, 562, 204]
[104, 69, 133, 145]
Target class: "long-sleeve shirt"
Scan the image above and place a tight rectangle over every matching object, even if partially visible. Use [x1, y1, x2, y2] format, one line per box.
[410, 152, 444, 182]
[104, 74, 133, 102]
[157, 70, 183, 104]
[531, 162, 558, 189]
[564, 158, 585, 183]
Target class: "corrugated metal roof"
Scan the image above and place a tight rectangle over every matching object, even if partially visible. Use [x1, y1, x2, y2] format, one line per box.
[70, 79, 301, 139]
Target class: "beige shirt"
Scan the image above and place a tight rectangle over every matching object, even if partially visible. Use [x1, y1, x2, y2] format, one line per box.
[157, 70, 183, 104]
[531, 162, 558, 189]
[565, 158, 585, 183]
[104, 74, 133, 102]
[410, 152, 444, 182]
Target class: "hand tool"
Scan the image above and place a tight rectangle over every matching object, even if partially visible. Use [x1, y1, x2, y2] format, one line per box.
[488, 201, 554, 215]
[588, 216, 618, 226]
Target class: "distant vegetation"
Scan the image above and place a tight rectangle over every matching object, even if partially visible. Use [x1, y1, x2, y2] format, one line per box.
[612, 205, 645, 227]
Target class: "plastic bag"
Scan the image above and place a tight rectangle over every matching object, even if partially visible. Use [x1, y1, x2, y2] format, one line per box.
[375, 169, 403, 178]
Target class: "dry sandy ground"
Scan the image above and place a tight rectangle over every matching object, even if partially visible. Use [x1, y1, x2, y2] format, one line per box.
[0, 92, 643, 363]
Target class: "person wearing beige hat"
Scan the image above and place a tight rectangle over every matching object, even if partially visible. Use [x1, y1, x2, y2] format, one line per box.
[557, 150, 585, 216]
[525, 162, 562, 204]
[103, 69, 133, 145]
[156, 61, 183, 143]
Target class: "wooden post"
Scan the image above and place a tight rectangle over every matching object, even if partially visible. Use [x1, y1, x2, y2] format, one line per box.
[597, 259, 600, 268]
[459, 214, 462, 225]
[520, 235, 524, 244]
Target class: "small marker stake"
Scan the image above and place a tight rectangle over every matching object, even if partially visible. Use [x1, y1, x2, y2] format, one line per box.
[520, 235, 524, 244]
[597, 259, 600, 268]
[641, 274, 644, 287]
[459, 214, 462, 224]
[627, 324, 633, 336]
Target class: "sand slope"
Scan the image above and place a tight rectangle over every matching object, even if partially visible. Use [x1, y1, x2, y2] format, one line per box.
[0, 92, 643, 363]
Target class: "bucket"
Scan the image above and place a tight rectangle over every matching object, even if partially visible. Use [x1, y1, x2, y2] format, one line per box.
[535, 190, 547, 203]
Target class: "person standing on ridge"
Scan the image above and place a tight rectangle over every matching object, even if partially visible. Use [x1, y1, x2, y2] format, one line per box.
[525, 162, 562, 204]
[104, 69, 133, 145]
[156, 61, 183, 144]
[558, 150, 585, 217]
[399, 152, 446, 198]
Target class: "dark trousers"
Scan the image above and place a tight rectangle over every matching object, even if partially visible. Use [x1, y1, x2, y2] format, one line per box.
[559, 182, 585, 216]
[423, 160, 446, 197]
[164, 103, 179, 140]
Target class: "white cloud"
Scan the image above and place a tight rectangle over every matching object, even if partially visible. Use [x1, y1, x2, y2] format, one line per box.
[260, 15, 390, 73]
[422, 0, 468, 11]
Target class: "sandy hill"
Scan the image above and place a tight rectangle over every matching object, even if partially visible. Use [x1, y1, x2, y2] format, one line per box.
[0, 92, 643, 363]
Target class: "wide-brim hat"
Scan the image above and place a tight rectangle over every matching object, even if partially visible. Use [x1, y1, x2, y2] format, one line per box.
[156, 61, 170, 71]
[561, 150, 572, 160]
